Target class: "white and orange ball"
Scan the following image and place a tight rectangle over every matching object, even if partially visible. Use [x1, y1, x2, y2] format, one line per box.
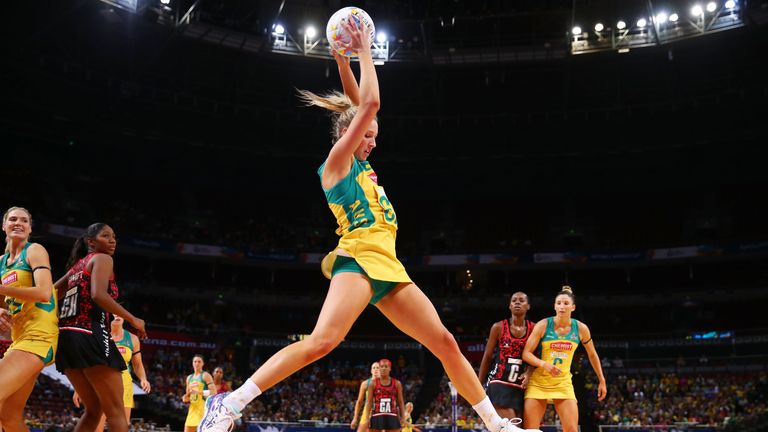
[326, 6, 376, 57]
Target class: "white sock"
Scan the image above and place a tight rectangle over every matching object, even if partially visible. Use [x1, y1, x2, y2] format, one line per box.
[472, 397, 505, 432]
[223, 379, 261, 413]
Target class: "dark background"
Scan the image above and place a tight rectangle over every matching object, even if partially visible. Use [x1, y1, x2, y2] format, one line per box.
[2, 0, 767, 338]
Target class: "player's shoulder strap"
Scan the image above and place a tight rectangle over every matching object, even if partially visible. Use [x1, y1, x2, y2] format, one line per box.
[499, 318, 509, 333]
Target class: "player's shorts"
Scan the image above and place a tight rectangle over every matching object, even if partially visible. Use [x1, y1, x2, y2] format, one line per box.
[370, 414, 401, 430]
[7, 335, 57, 365]
[55, 327, 127, 372]
[122, 370, 135, 408]
[524, 382, 576, 401]
[332, 256, 399, 305]
[487, 381, 525, 413]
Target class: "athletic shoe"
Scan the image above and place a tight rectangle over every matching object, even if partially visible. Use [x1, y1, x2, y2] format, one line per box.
[197, 392, 242, 432]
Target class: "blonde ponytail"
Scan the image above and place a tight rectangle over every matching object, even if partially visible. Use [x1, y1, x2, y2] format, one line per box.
[297, 89, 354, 112]
[297, 89, 372, 143]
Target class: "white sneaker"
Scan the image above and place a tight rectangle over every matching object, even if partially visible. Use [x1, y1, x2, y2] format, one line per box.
[499, 417, 542, 432]
[197, 392, 242, 432]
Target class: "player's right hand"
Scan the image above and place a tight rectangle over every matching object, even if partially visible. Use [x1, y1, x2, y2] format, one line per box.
[72, 392, 81, 408]
[341, 17, 371, 55]
[543, 363, 562, 376]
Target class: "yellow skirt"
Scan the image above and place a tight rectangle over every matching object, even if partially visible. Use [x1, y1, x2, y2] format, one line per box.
[185, 401, 205, 427]
[122, 371, 135, 408]
[322, 227, 411, 283]
[8, 335, 57, 366]
[524, 382, 576, 401]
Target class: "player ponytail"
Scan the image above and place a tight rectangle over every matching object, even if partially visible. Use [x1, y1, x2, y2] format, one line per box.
[557, 285, 576, 303]
[297, 89, 377, 143]
[66, 222, 108, 270]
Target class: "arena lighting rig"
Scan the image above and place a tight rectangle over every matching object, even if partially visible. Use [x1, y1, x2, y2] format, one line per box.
[569, 0, 744, 54]
[271, 23, 390, 65]
[98, 0, 750, 61]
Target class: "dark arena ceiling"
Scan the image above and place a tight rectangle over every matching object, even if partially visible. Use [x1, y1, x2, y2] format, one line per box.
[2, 0, 767, 194]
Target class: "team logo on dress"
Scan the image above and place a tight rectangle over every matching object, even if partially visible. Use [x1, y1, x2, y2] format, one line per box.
[550, 342, 573, 351]
[2, 272, 18, 285]
[68, 271, 83, 283]
[368, 172, 378, 184]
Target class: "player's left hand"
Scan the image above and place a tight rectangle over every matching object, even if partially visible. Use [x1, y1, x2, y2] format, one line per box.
[597, 380, 607, 401]
[332, 48, 351, 66]
[520, 373, 530, 388]
[141, 379, 152, 393]
[0, 308, 11, 332]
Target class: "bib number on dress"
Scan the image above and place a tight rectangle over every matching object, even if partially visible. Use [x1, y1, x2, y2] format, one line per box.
[507, 358, 523, 383]
[379, 397, 392, 413]
[376, 187, 398, 227]
[59, 287, 79, 319]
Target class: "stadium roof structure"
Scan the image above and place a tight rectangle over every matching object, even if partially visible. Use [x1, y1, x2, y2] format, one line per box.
[122, 0, 768, 63]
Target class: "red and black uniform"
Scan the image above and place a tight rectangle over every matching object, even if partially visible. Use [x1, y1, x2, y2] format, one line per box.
[55, 253, 126, 372]
[370, 377, 401, 430]
[486, 318, 534, 413]
[0, 339, 11, 359]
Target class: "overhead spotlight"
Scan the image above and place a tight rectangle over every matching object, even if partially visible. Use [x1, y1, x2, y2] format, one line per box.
[616, 20, 627, 30]
[669, 13, 679, 22]
[656, 12, 668, 24]
[274, 24, 285, 34]
[725, 0, 736, 8]
[706, 1, 718, 12]
[376, 32, 387, 43]
[691, 4, 704, 16]
[572, 26, 582, 35]
[305, 26, 317, 38]
[594, 23, 604, 32]
[160, 0, 170, 4]
[637, 18, 647, 28]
